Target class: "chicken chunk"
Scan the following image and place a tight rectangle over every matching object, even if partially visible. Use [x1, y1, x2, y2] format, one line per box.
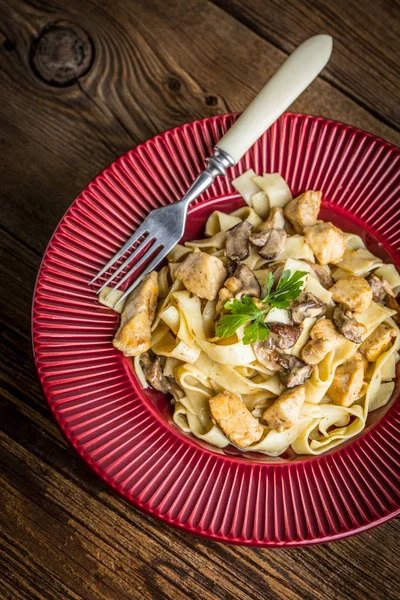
[113, 271, 159, 356]
[328, 352, 366, 407]
[225, 221, 252, 261]
[330, 275, 372, 313]
[257, 207, 285, 231]
[301, 318, 345, 365]
[304, 222, 346, 265]
[262, 386, 305, 432]
[174, 251, 226, 300]
[301, 338, 333, 365]
[284, 190, 322, 234]
[359, 324, 396, 362]
[209, 391, 263, 447]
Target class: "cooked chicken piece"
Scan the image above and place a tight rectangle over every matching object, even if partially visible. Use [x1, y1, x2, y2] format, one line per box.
[301, 338, 332, 365]
[253, 340, 281, 371]
[359, 324, 396, 362]
[268, 322, 301, 349]
[303, 260, 333, 289]
[368, 274, 394, 302]
[304, 222, 346, 265]
[209, 391, 263, 447]
[284, 190, 322, 234]
[258, 229, 287, 261]
[216, 287, 233, 314]
[225, 221, 253, 261]
[257, 207, 286, 231]
[140, 352, 171, 393]
[328, 352, 366, 407]
[225, 262, 261, 297]
[113, 272, 159, 357]
[301, 318, 345, 365]
[276, 354, 313, 388]
[291, 292, 327, 324]
[329, 275, 372, 313]
[174, 251, 226, 300]
[333, 304, 367, 343]
[310, 318, 345, 345]
[262, 386, 306, 432]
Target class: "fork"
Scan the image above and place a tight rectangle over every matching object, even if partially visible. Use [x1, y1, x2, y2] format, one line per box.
[90, 35, 333, 307]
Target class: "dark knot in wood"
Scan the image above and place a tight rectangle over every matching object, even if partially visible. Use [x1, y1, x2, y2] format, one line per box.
[31, 21, 94, 86]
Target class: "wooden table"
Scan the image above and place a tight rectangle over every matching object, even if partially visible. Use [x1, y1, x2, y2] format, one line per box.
[1, 1, 399, 598]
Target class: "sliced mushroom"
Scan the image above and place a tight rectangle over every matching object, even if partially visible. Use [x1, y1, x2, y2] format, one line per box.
[253, 339, 281, 371]
[225, 262, 261, 297]
[225, 221, 253, 261]
[275, 354, 313, 388]
[366, 274, 400, 324]
[367, 274, 394, 302]
[385, 295, 400, 325]
[303, 260, 333, 289]
[332, 304, 367, 344]
[255, 229, 287, 261]
[291, 293, 327, 324]
[268, 322, 301, 349]
[140, 352, 171, 393]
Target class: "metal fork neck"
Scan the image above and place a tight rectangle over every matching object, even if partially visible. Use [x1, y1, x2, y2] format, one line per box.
[179, 147, 235, 210]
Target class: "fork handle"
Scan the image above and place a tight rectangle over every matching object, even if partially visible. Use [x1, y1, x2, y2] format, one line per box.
[216, 35, 333, 165]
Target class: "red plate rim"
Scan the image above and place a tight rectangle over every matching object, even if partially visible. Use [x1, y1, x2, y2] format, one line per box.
[32, 112, 400, 546]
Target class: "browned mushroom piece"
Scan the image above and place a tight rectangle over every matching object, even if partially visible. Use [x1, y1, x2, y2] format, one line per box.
[290, 293, 327, 324]
[385, 295, 400, 325]
[268, 322, 301, 349]
[256, 229, 287, 261]
[225, 221, 253, 261]
[140, 352, 171, 393]
[253, 340, 281, 371]
[302, 260, 333, 289]
[367, 274, 394, 302]
[225, 262, 261, 297]
[275, 354, 313, 388]
[332, 304, 367, 344]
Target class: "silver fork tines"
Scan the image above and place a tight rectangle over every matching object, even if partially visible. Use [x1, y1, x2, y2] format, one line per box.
[90, 149, 235, 307]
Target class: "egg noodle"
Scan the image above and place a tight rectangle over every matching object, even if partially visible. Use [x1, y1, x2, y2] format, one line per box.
[103, 171, 400, 456]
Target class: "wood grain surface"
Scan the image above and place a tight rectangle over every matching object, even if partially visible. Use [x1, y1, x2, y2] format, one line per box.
[0, 0, 399, 598]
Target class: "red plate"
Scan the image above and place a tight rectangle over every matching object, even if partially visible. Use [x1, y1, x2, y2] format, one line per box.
[33, 114, 400, 546]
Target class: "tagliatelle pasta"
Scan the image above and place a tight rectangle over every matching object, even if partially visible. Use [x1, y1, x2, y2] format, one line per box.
[104, 170, 400, 457]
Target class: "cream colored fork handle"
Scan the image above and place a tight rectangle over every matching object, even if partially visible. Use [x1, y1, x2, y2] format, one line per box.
[216, 35, 333, 165]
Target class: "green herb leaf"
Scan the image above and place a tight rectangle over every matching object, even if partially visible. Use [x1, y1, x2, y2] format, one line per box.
[242, 319, 270, 345]
[215, 313, 252, 340]
[215, 269, 307, 344]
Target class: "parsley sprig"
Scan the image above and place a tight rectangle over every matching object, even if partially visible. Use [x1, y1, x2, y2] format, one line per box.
[215, 270, 307, 345]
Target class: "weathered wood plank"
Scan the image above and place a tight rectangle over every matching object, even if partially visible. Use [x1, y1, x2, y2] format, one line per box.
[212, 0, 400, 131]
[0, 0, 399, 256]
[0, 1, 399, 599]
